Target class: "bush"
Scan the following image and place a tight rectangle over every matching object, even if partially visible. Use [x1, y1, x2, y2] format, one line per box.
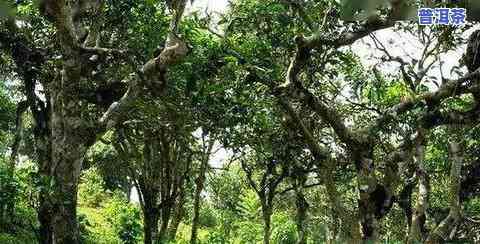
[271, 212, 297, 244]
[204, 230, 227, 244]
[0, 233, 23, 244]
[78, 167, 108, 208]
[104, 193, 143, 244]
[0, 161, 19, 227]
[0, 160, 38, 243]
[198, 204, 218, 228]
[0, 231, 36, 244]
[78, 168, 142, 244]
[78, 212, 92, 243]
[233, 221, 262, 244]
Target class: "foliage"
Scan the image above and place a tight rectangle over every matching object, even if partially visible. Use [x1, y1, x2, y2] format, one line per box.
[232, 220, 263, 244]
[0, 159, 18, 223]
[78, 168, 142, 244]
[78, 167, 109, 208]
[0, 159, 38, 243]
[1, 0, 480, 243]
[104, 193, 143, 244]
[271, 212, 297, 244]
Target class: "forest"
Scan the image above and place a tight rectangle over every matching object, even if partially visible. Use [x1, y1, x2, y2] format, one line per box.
[0, 0, 479, 243]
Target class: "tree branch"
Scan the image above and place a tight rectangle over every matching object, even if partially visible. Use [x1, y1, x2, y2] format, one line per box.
[277, 97, 331, 161]
[285, 83, 360, 147]
[373, 68, 480, 132]
[98, 1, 189, 130]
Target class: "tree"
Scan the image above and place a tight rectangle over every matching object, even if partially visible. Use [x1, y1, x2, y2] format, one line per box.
[1, 0, 480, 243]
[216, 0, 480, 242]
[113, 119, 194, 244]
[190, 130, 215, 244]
[1, 0, 188, 242]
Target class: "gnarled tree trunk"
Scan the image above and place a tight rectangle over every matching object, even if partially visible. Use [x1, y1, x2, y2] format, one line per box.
[355, 152, 379, 242]
[49, 144, 87, 244]
[47, 50, 94, 243]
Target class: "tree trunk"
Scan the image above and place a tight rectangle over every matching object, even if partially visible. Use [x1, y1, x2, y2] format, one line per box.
[355, 155, 379, 242]
[168, 187, 187, 240]
[50, 182, 80, 244]
[49, 103, 88, 243]
[168, 197, 184, 240]
[261, 203, 273, 244]
[408, 130, 428, 244]
[190, 157, 209, 244]
[38, 191, 53, 244]
[398, 181, 415, 242]
[143, 208, 160, 244]
[36, 129, 53, 244]
[140, 183, 160, 244]
[425, 141, 463, 243]
[158, 203, 172, 242]
[295, 188, 308, 244]
[48, 56, 92, 243]
[49, 144, 87, 244]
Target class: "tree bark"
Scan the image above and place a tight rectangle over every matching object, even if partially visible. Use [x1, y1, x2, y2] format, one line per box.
[408, 129, 429, 244]
[168, 179, 189, 240]
[190, 155, 209, 244]
[295, 188, 308, 244]
[168, 194, 185, 240]
[50, 176, 81, 244]
[425, 141, 463, 243]
[398, 180, 415, 241]
[355, 154, 379, 242]
[38, 212, 52, 244]
[139, 181, 160, 244]
[261, 202, 273, 244]
[38, 189, 53, 244]
[35, 124, 53, 244]
[46, 47, 94, 243]
[158, 203, 173, 242]
[143, 208, 160, 244]
[49, 116, 89, 243]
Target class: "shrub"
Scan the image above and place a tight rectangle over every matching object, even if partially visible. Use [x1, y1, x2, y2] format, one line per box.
[233, 221, 262, 244]
[204, 230, 227, 244]
[78, 212, 92, 243]
[78, 167, 108, 208]
[198, 204, 218, 228]
[104, 193, 143, 244]
[271, 212, 297, 244]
